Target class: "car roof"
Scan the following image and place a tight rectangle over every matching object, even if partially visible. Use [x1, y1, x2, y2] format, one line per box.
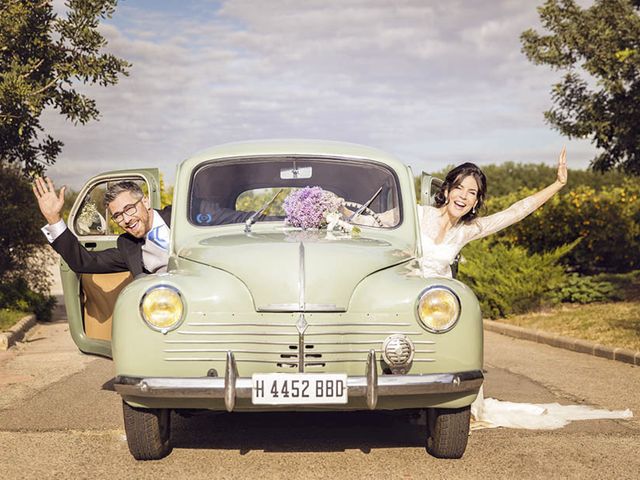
[180, 139, 407, 171]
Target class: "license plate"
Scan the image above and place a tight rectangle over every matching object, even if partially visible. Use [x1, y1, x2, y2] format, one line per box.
[251, 373, 348, 405]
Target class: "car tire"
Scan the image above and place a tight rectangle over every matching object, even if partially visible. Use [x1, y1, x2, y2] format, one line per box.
[425, 406, 470, 459]
[122, 400, 172, 460]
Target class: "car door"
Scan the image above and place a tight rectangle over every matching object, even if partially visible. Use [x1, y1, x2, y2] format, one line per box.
[420, 172, 443, 207]
[61, 169, 161, 357]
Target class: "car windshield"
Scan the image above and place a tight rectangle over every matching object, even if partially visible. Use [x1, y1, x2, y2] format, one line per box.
[189, 156, 402, 228]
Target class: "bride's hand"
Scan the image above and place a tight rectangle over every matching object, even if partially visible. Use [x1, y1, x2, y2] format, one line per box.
[556, 146, 567, 186]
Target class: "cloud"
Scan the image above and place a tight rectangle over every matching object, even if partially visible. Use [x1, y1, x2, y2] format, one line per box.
[43, 0, 597, 189]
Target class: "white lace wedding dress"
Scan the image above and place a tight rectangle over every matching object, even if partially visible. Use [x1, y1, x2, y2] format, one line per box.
[417, 201, 633, 429]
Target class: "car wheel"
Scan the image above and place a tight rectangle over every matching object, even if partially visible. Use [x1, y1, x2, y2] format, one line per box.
[122, 400, 172, 460]
[425, 406, 470, 459]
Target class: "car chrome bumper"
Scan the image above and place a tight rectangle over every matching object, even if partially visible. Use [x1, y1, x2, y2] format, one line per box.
[114, 350, 483, 412]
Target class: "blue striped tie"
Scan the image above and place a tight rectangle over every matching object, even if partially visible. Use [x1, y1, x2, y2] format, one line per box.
[147, 225, 169, 251]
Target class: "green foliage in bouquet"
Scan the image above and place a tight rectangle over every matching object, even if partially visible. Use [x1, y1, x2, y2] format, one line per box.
[458, 239, 576, 318]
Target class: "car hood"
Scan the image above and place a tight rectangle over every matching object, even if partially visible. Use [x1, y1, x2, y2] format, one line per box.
[178, 230, 414, 311]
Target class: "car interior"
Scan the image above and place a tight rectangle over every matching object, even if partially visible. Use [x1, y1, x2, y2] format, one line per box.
[189, 156, 402, 227]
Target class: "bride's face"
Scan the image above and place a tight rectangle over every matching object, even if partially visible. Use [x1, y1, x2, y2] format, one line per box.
[445, 175, 479, 220]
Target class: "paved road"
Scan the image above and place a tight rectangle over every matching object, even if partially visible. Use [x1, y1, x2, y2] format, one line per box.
[0, 298, 639, 479]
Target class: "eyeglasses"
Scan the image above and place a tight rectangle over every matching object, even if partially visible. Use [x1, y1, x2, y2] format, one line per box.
[111, 199, 143, 223]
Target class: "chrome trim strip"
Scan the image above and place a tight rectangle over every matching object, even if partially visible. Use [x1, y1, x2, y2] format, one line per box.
[304, 331, 424, 336]
[178, 331, 299, 336]
[164, 357, 436, 364]
[164, 357, 297, 364]
[165, 349, 301, 354]
[165, 359, 435, 364]
[163, 348, 430, 355]
[297, 314, 307, 373]
[186, 322, 413, 327]
[187, 322, 298, 327]
[114, 370, 483, 399]
[301, 349, 436, 355]
[299, 242, 305, 310]
[165, 339, 435, 345]
[257, 304, 346, 312]
[165, 340, 298, 345]
[306, 323, 413, 327]
[177, 331, 423, 336]
[317, 358, 433, 363]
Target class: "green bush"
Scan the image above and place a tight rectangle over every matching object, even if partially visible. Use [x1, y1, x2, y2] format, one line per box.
[458, 239, 575, 318]
[551, 273, 620, 304]
[0, 278, 56, 322]
[590, 270, 640, 301]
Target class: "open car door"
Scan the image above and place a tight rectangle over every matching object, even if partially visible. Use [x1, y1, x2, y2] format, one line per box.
[420, 172, 442, 207]
[61, 169, 161, 357]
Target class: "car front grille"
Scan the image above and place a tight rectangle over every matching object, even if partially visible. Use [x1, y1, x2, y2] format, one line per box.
[163, 312, 436, 372]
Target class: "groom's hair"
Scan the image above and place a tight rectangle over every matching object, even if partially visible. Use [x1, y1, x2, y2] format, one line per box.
[434, 163, 487, 223]
[103, 181, 144, 208]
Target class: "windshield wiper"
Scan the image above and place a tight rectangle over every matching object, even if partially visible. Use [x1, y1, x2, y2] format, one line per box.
[347, 186, 383, 223]
[244, 188, 284, 233]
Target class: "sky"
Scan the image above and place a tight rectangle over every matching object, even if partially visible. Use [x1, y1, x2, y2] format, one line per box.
[44, 0, 599, 189]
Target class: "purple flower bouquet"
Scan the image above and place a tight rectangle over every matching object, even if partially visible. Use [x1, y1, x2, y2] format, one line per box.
[283, 186, 344, 229]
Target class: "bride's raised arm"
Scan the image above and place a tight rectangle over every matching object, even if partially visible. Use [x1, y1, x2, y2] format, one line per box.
[466, 147, 567, 242]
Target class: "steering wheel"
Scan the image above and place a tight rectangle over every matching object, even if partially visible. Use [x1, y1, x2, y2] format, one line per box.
[344, 201, 384, 227]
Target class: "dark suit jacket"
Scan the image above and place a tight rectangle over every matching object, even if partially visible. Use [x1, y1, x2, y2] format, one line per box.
[52, 206, 173, 277]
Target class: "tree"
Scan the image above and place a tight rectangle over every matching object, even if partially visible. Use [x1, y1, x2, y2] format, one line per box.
[0, 0, 129, 176]
[0, 162, 56, 320]
[521, 0, 640, 174]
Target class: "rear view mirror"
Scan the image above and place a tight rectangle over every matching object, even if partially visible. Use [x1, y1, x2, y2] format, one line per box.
[280, 166, 312, 179]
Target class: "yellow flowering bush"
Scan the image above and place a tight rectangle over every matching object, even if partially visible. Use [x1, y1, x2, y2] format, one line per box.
[484, 180, 640, 274]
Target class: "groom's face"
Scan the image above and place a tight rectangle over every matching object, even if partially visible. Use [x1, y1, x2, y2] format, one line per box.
[108, 191, 153, 238]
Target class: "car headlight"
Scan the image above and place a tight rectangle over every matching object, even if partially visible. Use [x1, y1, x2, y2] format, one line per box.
[139, 286, 185, 333]
[416, 286, 461, 333]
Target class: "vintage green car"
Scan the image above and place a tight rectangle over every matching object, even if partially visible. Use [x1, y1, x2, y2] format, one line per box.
[62, 140, 483, 460]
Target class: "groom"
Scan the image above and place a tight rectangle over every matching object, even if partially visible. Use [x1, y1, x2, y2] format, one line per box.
[33, 177, 276, 277]
[33, 177, 172, 277]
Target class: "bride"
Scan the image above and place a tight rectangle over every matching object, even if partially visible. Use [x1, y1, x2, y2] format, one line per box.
[418, 147, 632, 429]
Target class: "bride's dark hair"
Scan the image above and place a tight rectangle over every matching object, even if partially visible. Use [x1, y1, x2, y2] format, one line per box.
[434, 162, 487, 223]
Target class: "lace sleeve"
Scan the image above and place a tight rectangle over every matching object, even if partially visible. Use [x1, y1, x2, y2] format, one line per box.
[462, 196, 539, 243]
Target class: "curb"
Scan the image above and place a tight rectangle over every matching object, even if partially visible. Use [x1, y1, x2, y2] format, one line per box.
[484, 319, 640, 367]
[0, 314, 37, 351]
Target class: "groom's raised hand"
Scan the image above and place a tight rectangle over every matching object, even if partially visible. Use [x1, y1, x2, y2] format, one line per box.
[33, 177, 66, 225]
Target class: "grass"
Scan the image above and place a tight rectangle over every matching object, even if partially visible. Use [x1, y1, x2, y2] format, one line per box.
[496, 270, 640, 351]
[0, 309, 30, 332]
[496, 302, 640, 351]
